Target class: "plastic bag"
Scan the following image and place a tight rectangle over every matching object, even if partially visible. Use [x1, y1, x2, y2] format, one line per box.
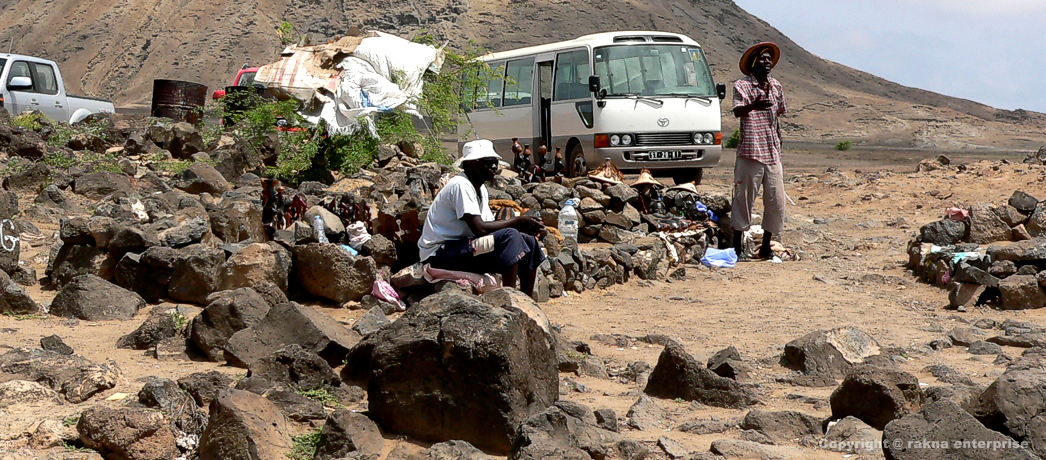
[701, 247, 738, 268]
[371, 280, 406, 311]
[347, 221, 372, 250]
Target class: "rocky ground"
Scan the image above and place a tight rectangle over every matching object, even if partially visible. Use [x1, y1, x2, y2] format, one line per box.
[1, 110, 1046, 460]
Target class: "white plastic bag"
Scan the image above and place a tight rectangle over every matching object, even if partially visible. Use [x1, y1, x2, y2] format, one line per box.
[347, 221, 372, 250]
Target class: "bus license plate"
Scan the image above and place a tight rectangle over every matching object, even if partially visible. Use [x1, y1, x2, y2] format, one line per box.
[648, 151, 681, 160]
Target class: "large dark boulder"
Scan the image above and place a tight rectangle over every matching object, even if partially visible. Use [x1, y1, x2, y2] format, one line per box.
[740, 409, 823, 443]
[999, 275, 1046, 310]
[0, 270, 38, 314]
[0, 121, 47, 159]
[224, 302, 361, 369]
[0, 348, 120, 403]
[197, 389, 293, 460]
[153, 122, 205, 159]
[174, 162, 232, 195]
[1010, 191, 1040, 214]
[969, 204, 1014, 243]
[167, 244, 225, 305]
[178, 370, 235, 408]
[156, 213, 210, 248]
[342, 290, 557, 454]
[244, 344, 340, 392]
[113, 252, 169, 303]
[50, 274, 145, 321]
[830, 365, 923, 430]
[782, 326, 882, 378]
[969, 367, 1046, 456]
[988, 239, 1046, 262]
[643, 340, 758, 409]
[116, 307, 180, 350]
[293, 244, 377, 303]
[217, 242, 291, 293]
[208, 200, 264, 244]
[509, 401, 621, 460]
[109, 226, 161, 257]
[73, 172, 134, 200]
[313, 409, 385, 460]
[883, 400, 1039, 460]
[919, 219, 966, 246]
[77, 406, 177, 460]
[189, 288, 271, 362]
[48, 244, 115, 286]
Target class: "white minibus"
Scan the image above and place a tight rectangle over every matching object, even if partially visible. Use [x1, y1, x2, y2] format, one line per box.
[462, 31, 725, 184]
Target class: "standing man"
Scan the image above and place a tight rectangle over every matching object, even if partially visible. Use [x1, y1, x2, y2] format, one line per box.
[418, 139, 546, 297]
[731, 42, 787, 260]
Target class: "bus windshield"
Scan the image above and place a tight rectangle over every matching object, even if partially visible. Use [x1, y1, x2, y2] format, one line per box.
[593, 45, 716, 97]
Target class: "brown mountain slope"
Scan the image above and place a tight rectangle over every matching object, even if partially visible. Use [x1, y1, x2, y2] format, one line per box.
[3, 0, 1045, 149]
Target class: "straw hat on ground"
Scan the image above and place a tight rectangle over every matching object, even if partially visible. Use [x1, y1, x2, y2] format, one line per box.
[631, 169, 661, 187]
[669, 182, 699, 195]
[588, 159, 624, 185]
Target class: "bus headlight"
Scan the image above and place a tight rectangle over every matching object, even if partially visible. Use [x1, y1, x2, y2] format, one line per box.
[693, 132, 702, 144]
[621, 134, 633, 146]
[703, 133, 714, 144]
[610, 134, 621, 146]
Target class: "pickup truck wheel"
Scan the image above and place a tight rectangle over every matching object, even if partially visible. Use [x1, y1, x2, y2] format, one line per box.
[671, 168, 703, 185]
[568, 144, 587, 178]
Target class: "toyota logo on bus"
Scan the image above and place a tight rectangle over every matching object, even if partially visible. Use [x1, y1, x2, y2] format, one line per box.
[657, 118, 670, 127]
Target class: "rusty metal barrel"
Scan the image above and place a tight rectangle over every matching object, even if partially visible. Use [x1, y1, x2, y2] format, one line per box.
[151, 80, 208, 124]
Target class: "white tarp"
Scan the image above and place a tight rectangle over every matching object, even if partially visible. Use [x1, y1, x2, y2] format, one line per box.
[257, 32, 444, 136]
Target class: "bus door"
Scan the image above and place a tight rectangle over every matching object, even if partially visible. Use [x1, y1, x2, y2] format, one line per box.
[536, 60, 553, 168]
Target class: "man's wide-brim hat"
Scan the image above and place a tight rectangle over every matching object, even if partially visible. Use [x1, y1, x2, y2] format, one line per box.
[456, 139, 502, 167]
[739, 42, 780, 76]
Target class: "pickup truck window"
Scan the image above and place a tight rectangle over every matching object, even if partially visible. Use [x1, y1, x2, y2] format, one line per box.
[7, 61, 31, 87]
[236, 71, 257, 87]
[31, 63, 59, 95]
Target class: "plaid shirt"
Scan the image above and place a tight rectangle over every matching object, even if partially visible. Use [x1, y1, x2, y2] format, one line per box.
[733, 75, 786, 165]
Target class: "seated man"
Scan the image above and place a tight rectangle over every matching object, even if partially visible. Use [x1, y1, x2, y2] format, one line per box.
[418, 139, 546, 297]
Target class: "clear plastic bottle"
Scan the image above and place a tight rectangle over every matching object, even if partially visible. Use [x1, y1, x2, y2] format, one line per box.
[313, 215, 329, 244]
[558, 198, 579, 242]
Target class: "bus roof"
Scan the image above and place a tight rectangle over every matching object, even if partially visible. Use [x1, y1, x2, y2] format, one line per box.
[480, 31, 701, 62]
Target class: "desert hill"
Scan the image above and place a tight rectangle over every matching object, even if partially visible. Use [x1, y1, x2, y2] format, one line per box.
[2, 0, 1045, 149]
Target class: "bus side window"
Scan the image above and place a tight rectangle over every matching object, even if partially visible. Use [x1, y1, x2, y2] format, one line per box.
[504, 58, 534, 107]
[485, 63, 505, 108]
[554, 49, 590, 101]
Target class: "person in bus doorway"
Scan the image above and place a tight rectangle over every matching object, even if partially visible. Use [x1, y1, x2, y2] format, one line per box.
[731, 42, 786, 261]
[418, 139, 547, 297]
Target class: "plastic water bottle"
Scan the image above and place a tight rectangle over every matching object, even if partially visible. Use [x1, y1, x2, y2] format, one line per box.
[313, 215, 329, 244]
[558, 198, 579, 242]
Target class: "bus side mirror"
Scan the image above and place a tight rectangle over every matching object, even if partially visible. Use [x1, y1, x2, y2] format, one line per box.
[588, 76, 602, 96]
[716, 83, 727, 100]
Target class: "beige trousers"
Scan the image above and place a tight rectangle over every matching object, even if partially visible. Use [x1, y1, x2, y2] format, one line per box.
[731, 156, 785, 235]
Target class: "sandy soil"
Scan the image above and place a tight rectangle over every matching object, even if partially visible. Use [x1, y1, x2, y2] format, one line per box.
[2, 144, 1045, 459]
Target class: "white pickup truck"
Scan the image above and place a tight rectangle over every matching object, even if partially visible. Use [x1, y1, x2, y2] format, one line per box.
[0, 54, 114, 124]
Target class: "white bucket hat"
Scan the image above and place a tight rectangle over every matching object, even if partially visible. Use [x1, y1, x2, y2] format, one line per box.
[455, 139, 502, 167]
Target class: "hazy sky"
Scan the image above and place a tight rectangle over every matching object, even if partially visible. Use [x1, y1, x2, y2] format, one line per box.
[732, 0, 1046, 114]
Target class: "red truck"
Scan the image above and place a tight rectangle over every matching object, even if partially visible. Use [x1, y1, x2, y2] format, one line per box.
[212, 67, 260, 100]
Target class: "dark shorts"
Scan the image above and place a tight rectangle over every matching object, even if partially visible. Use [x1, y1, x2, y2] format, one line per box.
[428, 228, 545, 275]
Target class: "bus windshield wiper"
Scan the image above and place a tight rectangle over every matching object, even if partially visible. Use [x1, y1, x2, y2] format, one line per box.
[611, 93, 664, 107]
[661, 93, 715, 106]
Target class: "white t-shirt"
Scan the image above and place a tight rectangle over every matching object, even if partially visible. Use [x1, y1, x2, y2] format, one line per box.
[418, 173, 495, 261]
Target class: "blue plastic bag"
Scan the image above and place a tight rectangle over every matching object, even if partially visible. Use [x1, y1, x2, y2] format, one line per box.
[701, 247, 737, 268]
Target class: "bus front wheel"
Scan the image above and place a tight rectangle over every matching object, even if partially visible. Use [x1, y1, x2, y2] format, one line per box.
[671, 168, 704, 185]
[568, 144, 587, 178]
